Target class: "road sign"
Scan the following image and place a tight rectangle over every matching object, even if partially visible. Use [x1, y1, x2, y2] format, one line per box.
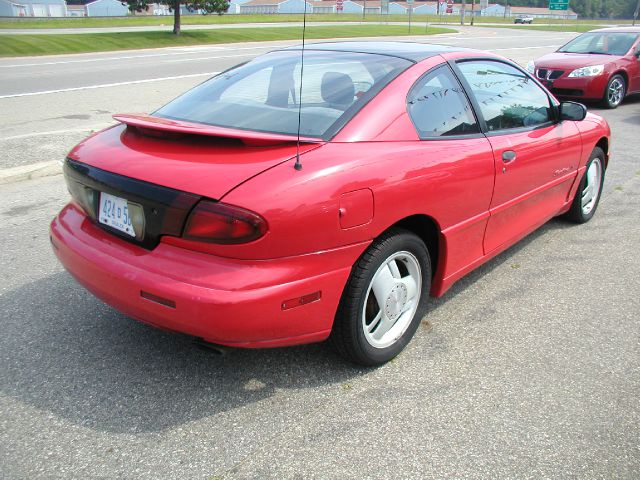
[549, 0, 569, 10]
[336, 0, 343, 11]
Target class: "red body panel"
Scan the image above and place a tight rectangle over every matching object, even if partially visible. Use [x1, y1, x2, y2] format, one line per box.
[483, 121, 583, 253]
[68, 124, 321, 200]
[51, 203, 363, 347]
[51, 47, 612, 348]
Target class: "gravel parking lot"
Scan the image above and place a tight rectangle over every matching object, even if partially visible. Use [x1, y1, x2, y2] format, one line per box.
[1, 27, 639, 479]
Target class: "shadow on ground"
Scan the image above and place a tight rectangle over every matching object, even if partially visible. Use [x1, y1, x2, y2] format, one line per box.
[0, 214, 585, 436]
[583, 92, 640, 119]
[428, 216, 577, 311]
[0, 271, 364, 434]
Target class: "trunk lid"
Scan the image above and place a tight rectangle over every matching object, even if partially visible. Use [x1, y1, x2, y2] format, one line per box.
[68, 115, 323, 200]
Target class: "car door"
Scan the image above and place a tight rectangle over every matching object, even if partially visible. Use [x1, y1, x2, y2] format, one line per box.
[454, 59, 583, 253]
[405, 64, 496, 278]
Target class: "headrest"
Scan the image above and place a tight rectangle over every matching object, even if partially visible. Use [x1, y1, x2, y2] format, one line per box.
[321, 72, 355, 106]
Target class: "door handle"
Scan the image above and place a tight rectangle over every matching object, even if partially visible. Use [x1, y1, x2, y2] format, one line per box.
[502, 150, 517, 163]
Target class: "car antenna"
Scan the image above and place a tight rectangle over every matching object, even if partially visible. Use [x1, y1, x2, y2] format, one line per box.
[293, 0, 308, 171]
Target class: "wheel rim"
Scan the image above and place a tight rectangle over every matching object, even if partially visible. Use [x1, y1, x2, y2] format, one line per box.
[581, 158, 602, 216]
[361, 251, 422, 349]
[607, 78, 624, 106]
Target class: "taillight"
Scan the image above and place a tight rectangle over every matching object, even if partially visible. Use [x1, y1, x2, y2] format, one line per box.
[183, 200, 267, 244]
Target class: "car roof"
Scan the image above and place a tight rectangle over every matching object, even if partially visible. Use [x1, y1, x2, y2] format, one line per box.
[282, 41, 476, 62]
[589, 26, 640, 34]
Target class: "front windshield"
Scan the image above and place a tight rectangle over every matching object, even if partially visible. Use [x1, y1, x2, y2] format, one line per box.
[558, 32, 639, 56]
[155, 50, 412, 139]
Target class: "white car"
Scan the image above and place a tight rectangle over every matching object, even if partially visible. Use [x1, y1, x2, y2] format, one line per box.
[515, 15, 534, 24]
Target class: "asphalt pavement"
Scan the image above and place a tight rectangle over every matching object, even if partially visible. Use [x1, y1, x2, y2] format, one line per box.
[1, 26, 639, 479]
[0, 27, 577, 177]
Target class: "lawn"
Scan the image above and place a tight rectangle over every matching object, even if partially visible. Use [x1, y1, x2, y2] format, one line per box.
[0, 13, 633, 30]
[0, 25, 455, 57]
[0, 14, 453, 29]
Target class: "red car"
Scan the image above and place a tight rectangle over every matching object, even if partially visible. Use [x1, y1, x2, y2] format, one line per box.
[51, 42, 611, 366]
[528, 27, 640, 108]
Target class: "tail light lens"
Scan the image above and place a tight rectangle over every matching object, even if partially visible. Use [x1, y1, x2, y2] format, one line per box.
[183, 200, 267, 244]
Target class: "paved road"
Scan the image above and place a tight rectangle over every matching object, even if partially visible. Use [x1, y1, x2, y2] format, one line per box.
[0, 27, 578, 171]
[1, 27, 639, 479]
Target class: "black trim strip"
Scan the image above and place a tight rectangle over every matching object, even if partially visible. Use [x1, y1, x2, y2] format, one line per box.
[64, 158, 200, 249]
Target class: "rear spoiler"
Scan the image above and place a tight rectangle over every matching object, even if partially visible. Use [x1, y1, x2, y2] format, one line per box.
[113, 114, 323, 147]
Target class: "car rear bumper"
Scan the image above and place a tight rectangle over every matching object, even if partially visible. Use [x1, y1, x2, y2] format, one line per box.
[50, 203, 366, 348]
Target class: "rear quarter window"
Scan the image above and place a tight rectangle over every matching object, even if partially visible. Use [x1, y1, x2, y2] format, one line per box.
[407, 65, 478, 138]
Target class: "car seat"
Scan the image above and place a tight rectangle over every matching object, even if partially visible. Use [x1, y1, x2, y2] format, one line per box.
[321, 72, 356, 110]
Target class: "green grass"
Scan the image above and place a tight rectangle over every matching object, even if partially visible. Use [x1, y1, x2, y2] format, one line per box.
[0, 13, 452, 29]
[471, 17, 633, 25]
[0, 25, 455, 57]
[0, 13, 634, 30]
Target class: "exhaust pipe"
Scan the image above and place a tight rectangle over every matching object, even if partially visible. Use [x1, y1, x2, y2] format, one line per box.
[193, 339, 233, 356]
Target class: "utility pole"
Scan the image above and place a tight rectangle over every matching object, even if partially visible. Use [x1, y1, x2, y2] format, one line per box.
[470, 0, 475, 25]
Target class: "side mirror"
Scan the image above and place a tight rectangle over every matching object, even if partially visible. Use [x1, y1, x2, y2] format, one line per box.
[560, 101, 587, 121]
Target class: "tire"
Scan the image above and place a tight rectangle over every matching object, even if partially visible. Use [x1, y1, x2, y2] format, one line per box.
[602, 74, 626, 109]
[331, 228, 431, 366]
[563, 147, 605, 224]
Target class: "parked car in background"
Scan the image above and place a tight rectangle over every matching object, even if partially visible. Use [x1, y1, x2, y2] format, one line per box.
[528, 26, 640, 108]
[514, 15, 534, 24]
[51, 42, 611, 366]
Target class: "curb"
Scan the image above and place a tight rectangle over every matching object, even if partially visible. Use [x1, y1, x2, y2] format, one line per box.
[0, 161, 61, 185]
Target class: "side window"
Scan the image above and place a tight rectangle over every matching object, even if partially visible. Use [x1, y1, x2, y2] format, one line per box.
[457, 60, 552, 132]
[407, 65, 478, 139]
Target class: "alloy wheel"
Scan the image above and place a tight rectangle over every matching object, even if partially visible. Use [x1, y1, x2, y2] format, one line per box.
[581, 158, 602, 216]
[361, 251, 422, 349]
[607, 77, 624, 107]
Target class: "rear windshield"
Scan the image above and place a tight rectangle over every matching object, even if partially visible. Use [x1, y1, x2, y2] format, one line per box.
[155, 50, 412, 139]
[558, 32, 639, 56]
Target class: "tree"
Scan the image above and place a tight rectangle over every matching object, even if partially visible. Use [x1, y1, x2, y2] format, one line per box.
[123, 0, 230, 35]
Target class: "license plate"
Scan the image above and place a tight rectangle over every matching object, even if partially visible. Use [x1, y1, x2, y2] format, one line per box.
[99, 192, 136, 237]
